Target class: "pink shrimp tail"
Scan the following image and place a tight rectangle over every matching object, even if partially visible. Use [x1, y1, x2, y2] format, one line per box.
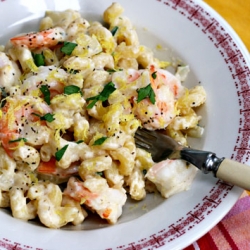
[64, 177, 98, 204]
[10, 28, 64, 49]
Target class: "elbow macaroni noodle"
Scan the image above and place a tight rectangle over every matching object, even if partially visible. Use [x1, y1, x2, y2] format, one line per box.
[0, 3, 206, 228]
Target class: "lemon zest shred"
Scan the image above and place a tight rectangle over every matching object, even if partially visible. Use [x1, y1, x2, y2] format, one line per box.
[25, 58, 38, 73]
[29, 172, 38, 184]
[158, 60, 171, 69]
[156, 44, 163, 50]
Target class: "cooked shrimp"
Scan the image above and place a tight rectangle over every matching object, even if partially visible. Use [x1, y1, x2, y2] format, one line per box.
[0, 96, 52, 155]
[36, 157, 79, 184]
[63, 177, 98, 203]
[145, 159, 197, 198]
[111, 64, 185, 130]
[64, 176, 127, 224]
[10, 27, 66, 49]
[133, 65, 185, 130]
[21, 65, 68, 97]
[0, 52, 21, 92]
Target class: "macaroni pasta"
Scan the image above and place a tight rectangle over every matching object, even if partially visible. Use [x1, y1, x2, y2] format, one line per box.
[0, 3, 206, 228]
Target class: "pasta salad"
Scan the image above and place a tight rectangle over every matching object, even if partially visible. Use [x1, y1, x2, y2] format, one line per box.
[0, 3, 206, 228]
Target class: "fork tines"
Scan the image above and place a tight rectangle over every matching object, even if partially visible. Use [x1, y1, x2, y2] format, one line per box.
[134, 129, 157, 150]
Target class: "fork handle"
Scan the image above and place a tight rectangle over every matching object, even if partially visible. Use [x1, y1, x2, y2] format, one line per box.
[216, 158, 250, 190]
[180, 148, 250, 190]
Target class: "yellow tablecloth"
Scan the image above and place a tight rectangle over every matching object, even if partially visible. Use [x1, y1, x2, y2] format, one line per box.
[204, 0, 250, 51]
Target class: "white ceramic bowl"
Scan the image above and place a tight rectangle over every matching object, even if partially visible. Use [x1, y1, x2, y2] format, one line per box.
[0, 0, 249, 249]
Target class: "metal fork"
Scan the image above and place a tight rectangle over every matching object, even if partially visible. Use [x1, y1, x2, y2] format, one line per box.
[135, 129, 250, 190]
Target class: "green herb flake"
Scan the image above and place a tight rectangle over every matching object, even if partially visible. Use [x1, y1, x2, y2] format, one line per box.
[137, 84, 156, 104]
[40, 85, 51, 105]
[42, 113, 55, 122]
[0, 87, 7, 107]
[111, 26, 119, 36]
[69, 69, 80, 74]
[86, 82, 116, 109]
[0, 87, 7, 98]
[76, 140, 84, 144]
[96, 171, 103, 176]
[106, 69, 116, 73]
[142, 169, 147, 175]
[32, 53, 45, 67]
[60, 42, 78, 55]
[32, 113, 55, 122]
[151, 71, 157, 79]
[106, 68, 123, 74]
[64, 85, 82, 95]
[93, 137, 108, 145]
[55, 145, 69, 161]
[9, 138, 28, 143]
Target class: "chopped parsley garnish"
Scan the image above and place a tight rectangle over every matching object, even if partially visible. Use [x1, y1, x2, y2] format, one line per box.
[32, 53, 45, 67]
[93, 137, 108, 145]
[137, 84, 156, 104]
[76, 140, 84, 144]
[86, 82, 116, 109]
[55, 145, 69, 161]
[9, 138, 28, 143]
[42, 113, 55, 122]
[64, 85, 82, 95]
[151, 71, 157, 79]
[106, 68, 123, 74]
[111, 26, 119, 36]
[96, 171, 103, 176]
[68, 69, 80, 74]
[40, 85, 51, 105]
[0, 87, 7, 107]
[32, 113, 55, 122]
[106, 69, 116, 73]
[60, 42, 78, 55]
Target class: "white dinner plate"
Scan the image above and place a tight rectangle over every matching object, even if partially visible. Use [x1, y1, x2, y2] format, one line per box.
[0, 0, 249, 249]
